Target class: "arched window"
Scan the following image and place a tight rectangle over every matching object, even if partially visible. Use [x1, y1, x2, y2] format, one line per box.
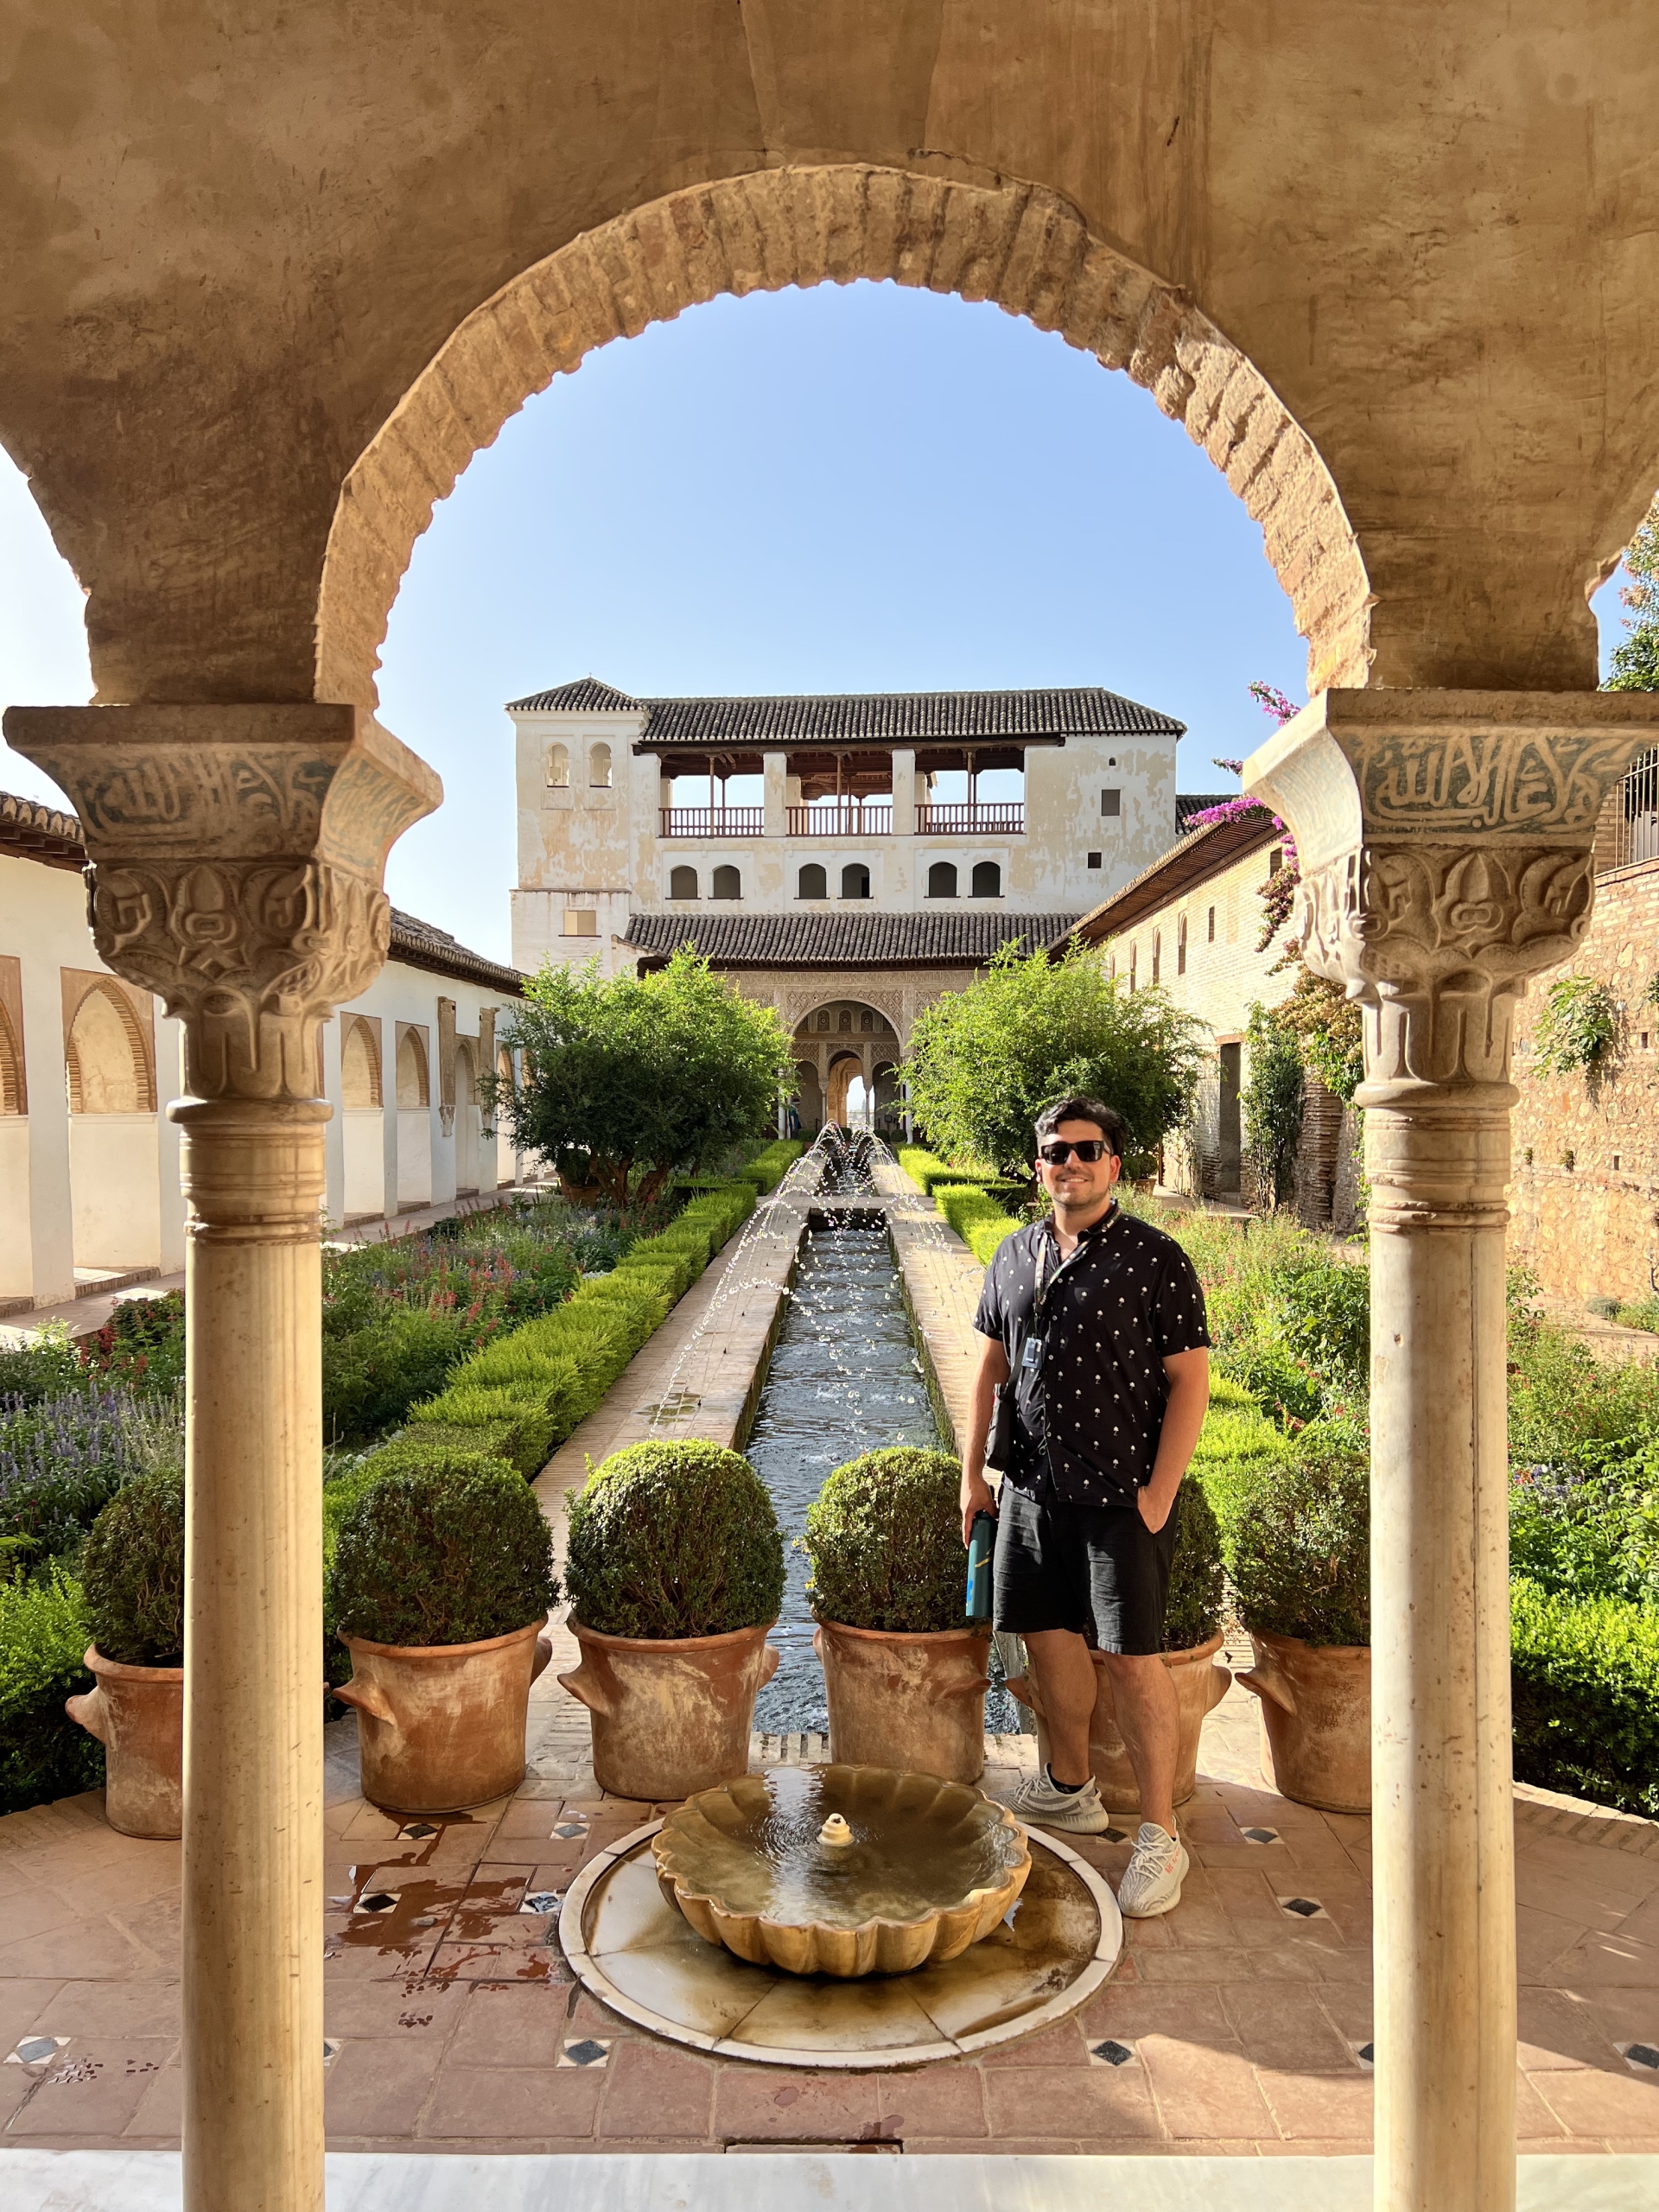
[859, 1010, 874, 1033]
[711, 864, 741, 899]
[838, 1009, 853, 1033]
[589, 741, 613, 788]
[1128, 943, 1138, 992]
[1177, 913, 1188, 975]
[544, 742, 569, 787]
[970, 861, 1001, 898]
[396, 1028, 429, 1109]
[798, 862, 828, 899]
[65, 982, 155, 1114]
[1152, 930, 1161, 984]
[841, 863, 870, 899]
[340, 1018, 382, 1109]
[926, 861, 958, 898]
[816, 1010, 830, 1032]
[669, 865, 698, 899]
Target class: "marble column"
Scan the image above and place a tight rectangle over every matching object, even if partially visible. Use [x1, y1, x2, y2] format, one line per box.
[3, 703, 439, 2212]
[1245, 689, 1659, 2212]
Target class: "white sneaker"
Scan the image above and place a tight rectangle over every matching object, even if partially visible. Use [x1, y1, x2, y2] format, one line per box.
[1008, 1767, 1111, 1835]
[1116, 1822, 1189, 1916]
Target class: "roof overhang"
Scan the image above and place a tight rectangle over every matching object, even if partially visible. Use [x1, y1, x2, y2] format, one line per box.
[1050, 811, 1283, 952]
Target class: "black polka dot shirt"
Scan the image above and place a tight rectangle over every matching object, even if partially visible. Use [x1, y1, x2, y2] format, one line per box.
[974, 1205, 1211, 1508]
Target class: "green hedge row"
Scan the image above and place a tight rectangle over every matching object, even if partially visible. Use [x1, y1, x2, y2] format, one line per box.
[898, 1147, 1006, 1197]
[347, 1181, 758, 1485]
[932, 1182, 1024, 1266]
[731, 1141, 805, 1194]
[1510, 1576, 1659, 1818]
[0, 1567, 103, 1815]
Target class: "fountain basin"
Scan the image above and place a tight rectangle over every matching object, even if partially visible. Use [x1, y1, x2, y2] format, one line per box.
[652, 1764, 1030, 1977]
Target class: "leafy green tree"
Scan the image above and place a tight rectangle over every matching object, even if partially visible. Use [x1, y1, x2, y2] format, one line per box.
[900, 940, 1205, 1180]
[494, 950, 794, 1205]
[1606, 494, 1659, 692]
[1242, 1001, 1306, 1211]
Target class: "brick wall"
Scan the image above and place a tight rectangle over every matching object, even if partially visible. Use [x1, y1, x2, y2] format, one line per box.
[1510, 855, 1659, 1306]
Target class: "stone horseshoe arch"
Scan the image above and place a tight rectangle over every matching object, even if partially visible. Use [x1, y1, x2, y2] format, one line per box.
[318, 166, 1371, 709]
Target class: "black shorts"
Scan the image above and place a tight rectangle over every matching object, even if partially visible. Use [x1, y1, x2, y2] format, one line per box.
[992, 1483, 1176, 1656]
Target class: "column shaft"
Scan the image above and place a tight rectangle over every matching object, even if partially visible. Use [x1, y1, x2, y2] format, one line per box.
[179, 1099, 327, 2212]
[1367, 1090, 1516, 2212]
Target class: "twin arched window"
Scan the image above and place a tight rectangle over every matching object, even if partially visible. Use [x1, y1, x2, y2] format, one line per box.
[929, 860, 1001, 898]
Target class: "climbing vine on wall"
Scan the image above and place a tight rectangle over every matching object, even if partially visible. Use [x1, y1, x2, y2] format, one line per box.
[1243, 1001, 1307, 1211]
[1532, 975, 1621, 1077]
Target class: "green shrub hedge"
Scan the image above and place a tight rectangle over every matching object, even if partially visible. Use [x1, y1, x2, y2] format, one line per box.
[898, 1148, 1004, 1196]
[0, 1567, 102, 1815]
[801, 1447, 966, 1633]
[733, 1141, 804, 1193]
[1164, 1480, 1227, 1651]
[1210, 1425, 1370, 1647]
[933, 1183, 1023, 1265]
[81, 1469, 186, 1667]
[328, 1464, 559, 1648]
[1510, 1578, 1659, 1817]
[565, 1439, 785, 1638]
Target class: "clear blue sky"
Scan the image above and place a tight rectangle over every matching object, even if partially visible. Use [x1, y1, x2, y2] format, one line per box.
[0, 279, 1638, 964]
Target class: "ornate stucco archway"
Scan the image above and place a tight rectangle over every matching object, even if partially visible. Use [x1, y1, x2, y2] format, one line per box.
[316, 165, 1372, 710]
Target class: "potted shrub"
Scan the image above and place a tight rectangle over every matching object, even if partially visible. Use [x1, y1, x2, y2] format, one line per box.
[1009, 1481, 1232, 1813]
[1224, 1428, 1370, 1813]
[558, 1439, 784, 1800]
[801, 1446, 991, 1783]
[329, 1463, 558, 1813]
[67, 1470, 186, 1840]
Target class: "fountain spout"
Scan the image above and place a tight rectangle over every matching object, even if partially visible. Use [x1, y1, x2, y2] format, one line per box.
[817, 1813, 854, 1847]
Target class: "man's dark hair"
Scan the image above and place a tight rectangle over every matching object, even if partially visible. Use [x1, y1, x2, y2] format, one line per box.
[1034, 1095, 1128, 1161]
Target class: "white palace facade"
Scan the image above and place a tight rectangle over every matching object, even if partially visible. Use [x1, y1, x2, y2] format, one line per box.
[509, 678, 1200, 1128]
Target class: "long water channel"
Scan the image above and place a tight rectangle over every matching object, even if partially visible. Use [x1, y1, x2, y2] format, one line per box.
[746, 1211, 1021, 1738]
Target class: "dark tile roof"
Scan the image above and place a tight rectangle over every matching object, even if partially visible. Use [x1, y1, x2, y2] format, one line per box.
[1047, 813, 1282, 952]
[509, 680, 1184, 749]
[510, 677, 643, 715]
[1176, 792, 1236, 833]
[624, 910, 1082, 969]
[387, 911, 524, 995]
[0, 788, 86, 870]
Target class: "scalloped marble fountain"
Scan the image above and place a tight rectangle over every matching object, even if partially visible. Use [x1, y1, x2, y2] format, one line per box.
[651, 1764, 1031, 1978]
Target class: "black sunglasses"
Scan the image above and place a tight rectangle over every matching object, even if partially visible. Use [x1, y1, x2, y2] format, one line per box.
[1038, 1139, 1111, 1165]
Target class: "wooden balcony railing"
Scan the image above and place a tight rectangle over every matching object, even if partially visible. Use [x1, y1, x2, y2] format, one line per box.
[658, 807, 766, 838]
[786, 804, 893, 836]
[914, 802, 1025, 835]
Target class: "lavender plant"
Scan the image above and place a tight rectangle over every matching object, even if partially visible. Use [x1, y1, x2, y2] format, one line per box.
[0, 1387, 137, 1567]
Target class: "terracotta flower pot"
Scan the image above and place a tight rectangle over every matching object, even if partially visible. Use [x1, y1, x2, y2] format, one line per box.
[335, 1618, 553, 1815]
[66, 1645, 183, 1840]
[1237, 1626, 1371, 1814]
[1010, 1631, 1233, 1813]
[812, 1618, 992, 1784]
[557, 1618, 779, 1801]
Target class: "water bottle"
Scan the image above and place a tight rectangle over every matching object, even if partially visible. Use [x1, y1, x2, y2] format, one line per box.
[965, 1511, 995, 1624]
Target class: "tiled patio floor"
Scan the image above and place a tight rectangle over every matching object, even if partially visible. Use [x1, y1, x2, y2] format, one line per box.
[3, 1677, 1656, 2159]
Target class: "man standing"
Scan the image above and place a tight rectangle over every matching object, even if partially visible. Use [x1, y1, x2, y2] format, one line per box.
[960, 1096, 1211, 1917]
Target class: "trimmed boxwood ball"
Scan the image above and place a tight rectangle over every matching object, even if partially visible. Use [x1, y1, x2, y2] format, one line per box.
[801, 1448, 968, 1634]
[1221, 1429, 1370, 1648]
[1162, 1480, 1225, 1651]
[81, 1469, 186, 1667]
[327, 1465, 559, 1649]
[565, 1440, 785, 1639]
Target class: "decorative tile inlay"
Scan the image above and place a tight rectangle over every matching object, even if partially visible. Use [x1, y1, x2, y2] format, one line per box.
[1620, 2041, 1659, 2073]
[1278, 1896, 1327, 1918]
[559, 2037, 611, 2068]
[1090, 2038, 1135, 2067]
[357, 1891, 397, 1914]
[1103, 1828, 1133, 1845]
[522, 1891, 563, 1916]
[552, 1822, 588, 1840]
[322, 2040, 343, 2071]
[1240, 1827, 1280, 1845]
[399, 1822, 438, 1840]
[6, 2036, 68, 2068]
[1354, 2041, 1375, 2070]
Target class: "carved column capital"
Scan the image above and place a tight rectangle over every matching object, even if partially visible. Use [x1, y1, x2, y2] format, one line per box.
[1244, 690, 1659, 1100]
[3, 705, 442, 1103]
